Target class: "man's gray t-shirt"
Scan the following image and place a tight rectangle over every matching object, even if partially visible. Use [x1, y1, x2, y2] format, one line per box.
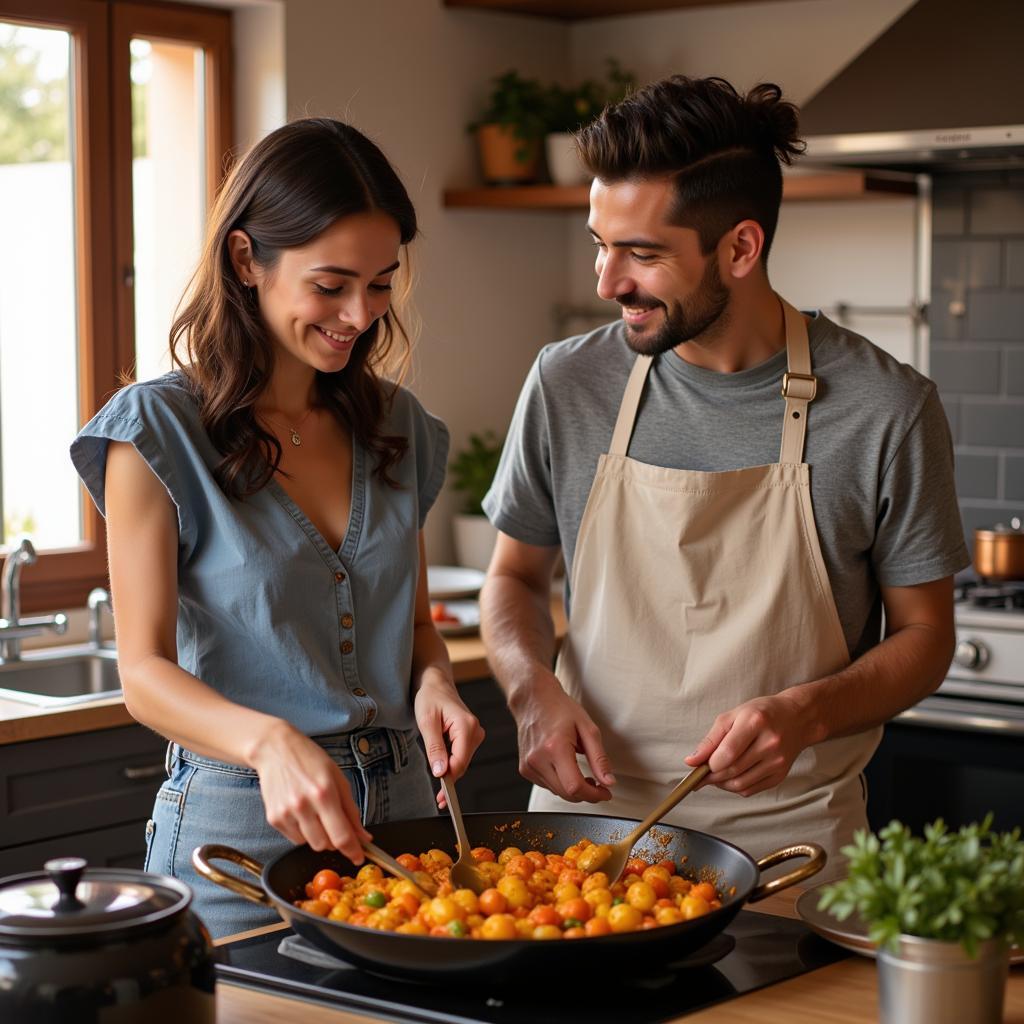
[483, 312, 969, 661]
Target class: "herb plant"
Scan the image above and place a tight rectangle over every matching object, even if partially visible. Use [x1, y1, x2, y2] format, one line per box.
[467, 71, 548, 161]
[817, 816, 1024, 956]
[543, 58, 637, 134]
[449, 431, 503, 516]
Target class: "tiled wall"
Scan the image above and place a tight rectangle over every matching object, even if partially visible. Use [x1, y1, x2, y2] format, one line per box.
[929, 172, 1024, 554]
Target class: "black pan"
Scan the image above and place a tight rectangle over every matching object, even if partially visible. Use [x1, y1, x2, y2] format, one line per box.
[194, 811, 823, 985]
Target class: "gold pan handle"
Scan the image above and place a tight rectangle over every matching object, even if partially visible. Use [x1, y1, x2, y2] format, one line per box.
[192, 843, 271, 905]
[747, 842, 826, 902]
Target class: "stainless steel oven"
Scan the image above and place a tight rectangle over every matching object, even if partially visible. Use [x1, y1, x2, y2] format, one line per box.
[864, 583, 1024, 834]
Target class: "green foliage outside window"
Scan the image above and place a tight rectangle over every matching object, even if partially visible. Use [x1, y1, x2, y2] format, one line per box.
[0, 27, 67, 164]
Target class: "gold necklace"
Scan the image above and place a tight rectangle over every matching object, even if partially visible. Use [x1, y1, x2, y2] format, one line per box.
[263, 406, 315, 447]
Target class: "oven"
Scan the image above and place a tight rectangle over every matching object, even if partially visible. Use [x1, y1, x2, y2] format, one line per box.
[864, 582, 1024, 834]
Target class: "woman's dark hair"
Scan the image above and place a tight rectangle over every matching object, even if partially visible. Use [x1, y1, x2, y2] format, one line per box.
[170, 117, 418, 498]
[576, 76, 804, 260]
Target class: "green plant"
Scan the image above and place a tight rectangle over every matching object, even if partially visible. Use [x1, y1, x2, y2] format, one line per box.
[818, 816, 1024, 956]
[467, 70, 548, 161]
[543, 58, 636, 134]
[449, 431, 503, 516]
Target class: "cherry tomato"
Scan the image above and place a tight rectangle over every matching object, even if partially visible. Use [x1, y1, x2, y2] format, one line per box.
[471, 847, 497, 863]
[478, 888, 508, 915]
[396, 853, 423, 872]
[691, 881, 718, 903]
[528, 905, 561, 927]
[558, 897, 592, 923]
[481, 914, 518, 940]
[309, 869, 343, 897]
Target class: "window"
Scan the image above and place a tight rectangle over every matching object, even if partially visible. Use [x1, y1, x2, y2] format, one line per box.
[0, 0, 230, 613]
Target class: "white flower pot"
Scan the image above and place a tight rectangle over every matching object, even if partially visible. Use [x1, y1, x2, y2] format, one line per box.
[877, 935, 1010, 1024]
[545, 132, 589, 187]
[452, 514, 498, 572]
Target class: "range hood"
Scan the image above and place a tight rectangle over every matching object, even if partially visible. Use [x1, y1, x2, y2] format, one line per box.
[799, 0, 1024, 172]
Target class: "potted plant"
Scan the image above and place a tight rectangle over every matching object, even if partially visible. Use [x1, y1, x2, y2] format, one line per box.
[449, 430, 503, 571]
[543, 58, 636, 186]
[818, 816, 1024, 1024]
[468, 71, 547, 185]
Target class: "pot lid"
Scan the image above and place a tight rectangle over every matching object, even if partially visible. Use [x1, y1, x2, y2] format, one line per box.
[0, 857, 189, 941]
[978, 516, 1023, 535]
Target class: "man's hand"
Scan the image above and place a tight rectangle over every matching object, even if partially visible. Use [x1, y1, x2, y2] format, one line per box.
[684, 690, 816, 797]
[513, 674, 616, 802]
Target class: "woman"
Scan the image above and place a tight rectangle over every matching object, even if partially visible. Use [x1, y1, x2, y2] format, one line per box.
[71, 119, 483, 938]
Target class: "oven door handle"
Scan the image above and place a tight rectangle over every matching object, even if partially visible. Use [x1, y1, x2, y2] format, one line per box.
[898, 706, 1024, 737]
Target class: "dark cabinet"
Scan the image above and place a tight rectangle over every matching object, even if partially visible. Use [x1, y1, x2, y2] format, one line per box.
[450, 678, 531, 813]
[0, 725, 167, 876]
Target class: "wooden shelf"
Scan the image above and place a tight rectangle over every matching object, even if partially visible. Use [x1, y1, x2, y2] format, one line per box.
[445, 0, 789, 19]
[444, 184, 591, 209]
[444, 170, 917, 210]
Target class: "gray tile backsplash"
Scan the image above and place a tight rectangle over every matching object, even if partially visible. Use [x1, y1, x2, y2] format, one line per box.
[931, 174, 1024, 558]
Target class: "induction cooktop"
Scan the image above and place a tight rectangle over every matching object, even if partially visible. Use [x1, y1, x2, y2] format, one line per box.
[217, 910, 848, 1024]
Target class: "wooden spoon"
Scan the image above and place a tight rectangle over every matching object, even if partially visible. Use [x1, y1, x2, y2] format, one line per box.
[361, 840, 438, 897]
[591, 763, 711, 882]
[438, 774, 490, 895]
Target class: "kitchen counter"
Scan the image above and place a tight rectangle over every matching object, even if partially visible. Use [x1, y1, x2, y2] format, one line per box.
[0, 600, 567, 746]
[213, 888, 1024, 1024]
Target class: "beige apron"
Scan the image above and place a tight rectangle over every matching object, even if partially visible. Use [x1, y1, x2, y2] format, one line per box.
[529, 299, 879, 877]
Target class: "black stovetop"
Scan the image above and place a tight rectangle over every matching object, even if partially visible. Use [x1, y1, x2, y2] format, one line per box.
[216, 910, 847, 1024]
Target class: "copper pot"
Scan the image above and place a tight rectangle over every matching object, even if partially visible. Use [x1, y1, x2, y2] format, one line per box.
[974, 517, 1024, 581]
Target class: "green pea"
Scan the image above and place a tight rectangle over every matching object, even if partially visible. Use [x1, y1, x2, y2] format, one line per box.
[562, 918, 582, 929]
[612, 897, 624, 906]
[446, 919, 466, 937]
[363, 890, 386, 908]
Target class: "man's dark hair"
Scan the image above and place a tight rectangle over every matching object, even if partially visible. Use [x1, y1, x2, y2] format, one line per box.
[576, 76, 804, 261]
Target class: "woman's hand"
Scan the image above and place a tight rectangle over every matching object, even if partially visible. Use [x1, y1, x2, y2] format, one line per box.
[248, 719, 372, 864]
[414, 670, 485, 807]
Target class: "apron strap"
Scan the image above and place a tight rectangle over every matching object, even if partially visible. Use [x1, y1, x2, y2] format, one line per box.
[609, 353, 654, 457]
[778, 299, 817, 465]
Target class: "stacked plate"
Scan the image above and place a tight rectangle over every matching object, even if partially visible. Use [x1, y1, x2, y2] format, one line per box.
[426, 566, 486, 636]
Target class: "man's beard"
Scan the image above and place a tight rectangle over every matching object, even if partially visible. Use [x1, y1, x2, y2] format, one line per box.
[620, 255, 730, 357]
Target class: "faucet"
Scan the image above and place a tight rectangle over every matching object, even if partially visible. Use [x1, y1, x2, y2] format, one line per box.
[0, 537, 69, 662]
[87, 587, 114, 649]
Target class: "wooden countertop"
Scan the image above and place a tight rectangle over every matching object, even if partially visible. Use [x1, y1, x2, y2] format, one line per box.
[212, 889, 1024, 1023]
[0, 599, 567, 746]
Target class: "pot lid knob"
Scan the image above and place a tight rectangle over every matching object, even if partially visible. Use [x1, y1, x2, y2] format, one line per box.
[45, 857, 87, 912]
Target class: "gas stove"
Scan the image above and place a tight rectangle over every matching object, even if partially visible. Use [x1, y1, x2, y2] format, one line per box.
[216, 911, 846, 1024]
[864, 575, 1024, 835]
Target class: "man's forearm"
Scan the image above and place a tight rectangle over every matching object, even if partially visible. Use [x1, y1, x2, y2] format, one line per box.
[786, 620, 955, 745]
[480, 573, 558, 710]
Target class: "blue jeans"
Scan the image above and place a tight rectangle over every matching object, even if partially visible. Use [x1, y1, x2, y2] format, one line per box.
[143, 727, 438, 939]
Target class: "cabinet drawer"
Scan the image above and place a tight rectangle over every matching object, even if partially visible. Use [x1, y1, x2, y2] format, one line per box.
[0, 725, 167, 847]
[0, 819, 150, 876]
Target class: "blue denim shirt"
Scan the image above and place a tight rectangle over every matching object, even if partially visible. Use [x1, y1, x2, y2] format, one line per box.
[71, 372, 448, 736]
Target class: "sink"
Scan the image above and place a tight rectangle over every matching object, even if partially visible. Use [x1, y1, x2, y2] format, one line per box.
[0, 646, 121, 707]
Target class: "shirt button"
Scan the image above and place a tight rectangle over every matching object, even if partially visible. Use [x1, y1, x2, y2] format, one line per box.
[341, 614, 354, 629]
[352, 688, 367, 697]
[357, 737, 371, 754]
[334, 571, 345, 583]
[340, 640, 354, 655]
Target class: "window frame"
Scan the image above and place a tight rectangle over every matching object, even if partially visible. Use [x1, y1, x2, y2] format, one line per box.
[0, 0, 232, 614]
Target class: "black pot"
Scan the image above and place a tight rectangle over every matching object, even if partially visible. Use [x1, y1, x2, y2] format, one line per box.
[0, 857, 216, 1023]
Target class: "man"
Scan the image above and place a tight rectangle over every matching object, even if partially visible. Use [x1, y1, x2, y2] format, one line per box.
[479, 76, 968, 872]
